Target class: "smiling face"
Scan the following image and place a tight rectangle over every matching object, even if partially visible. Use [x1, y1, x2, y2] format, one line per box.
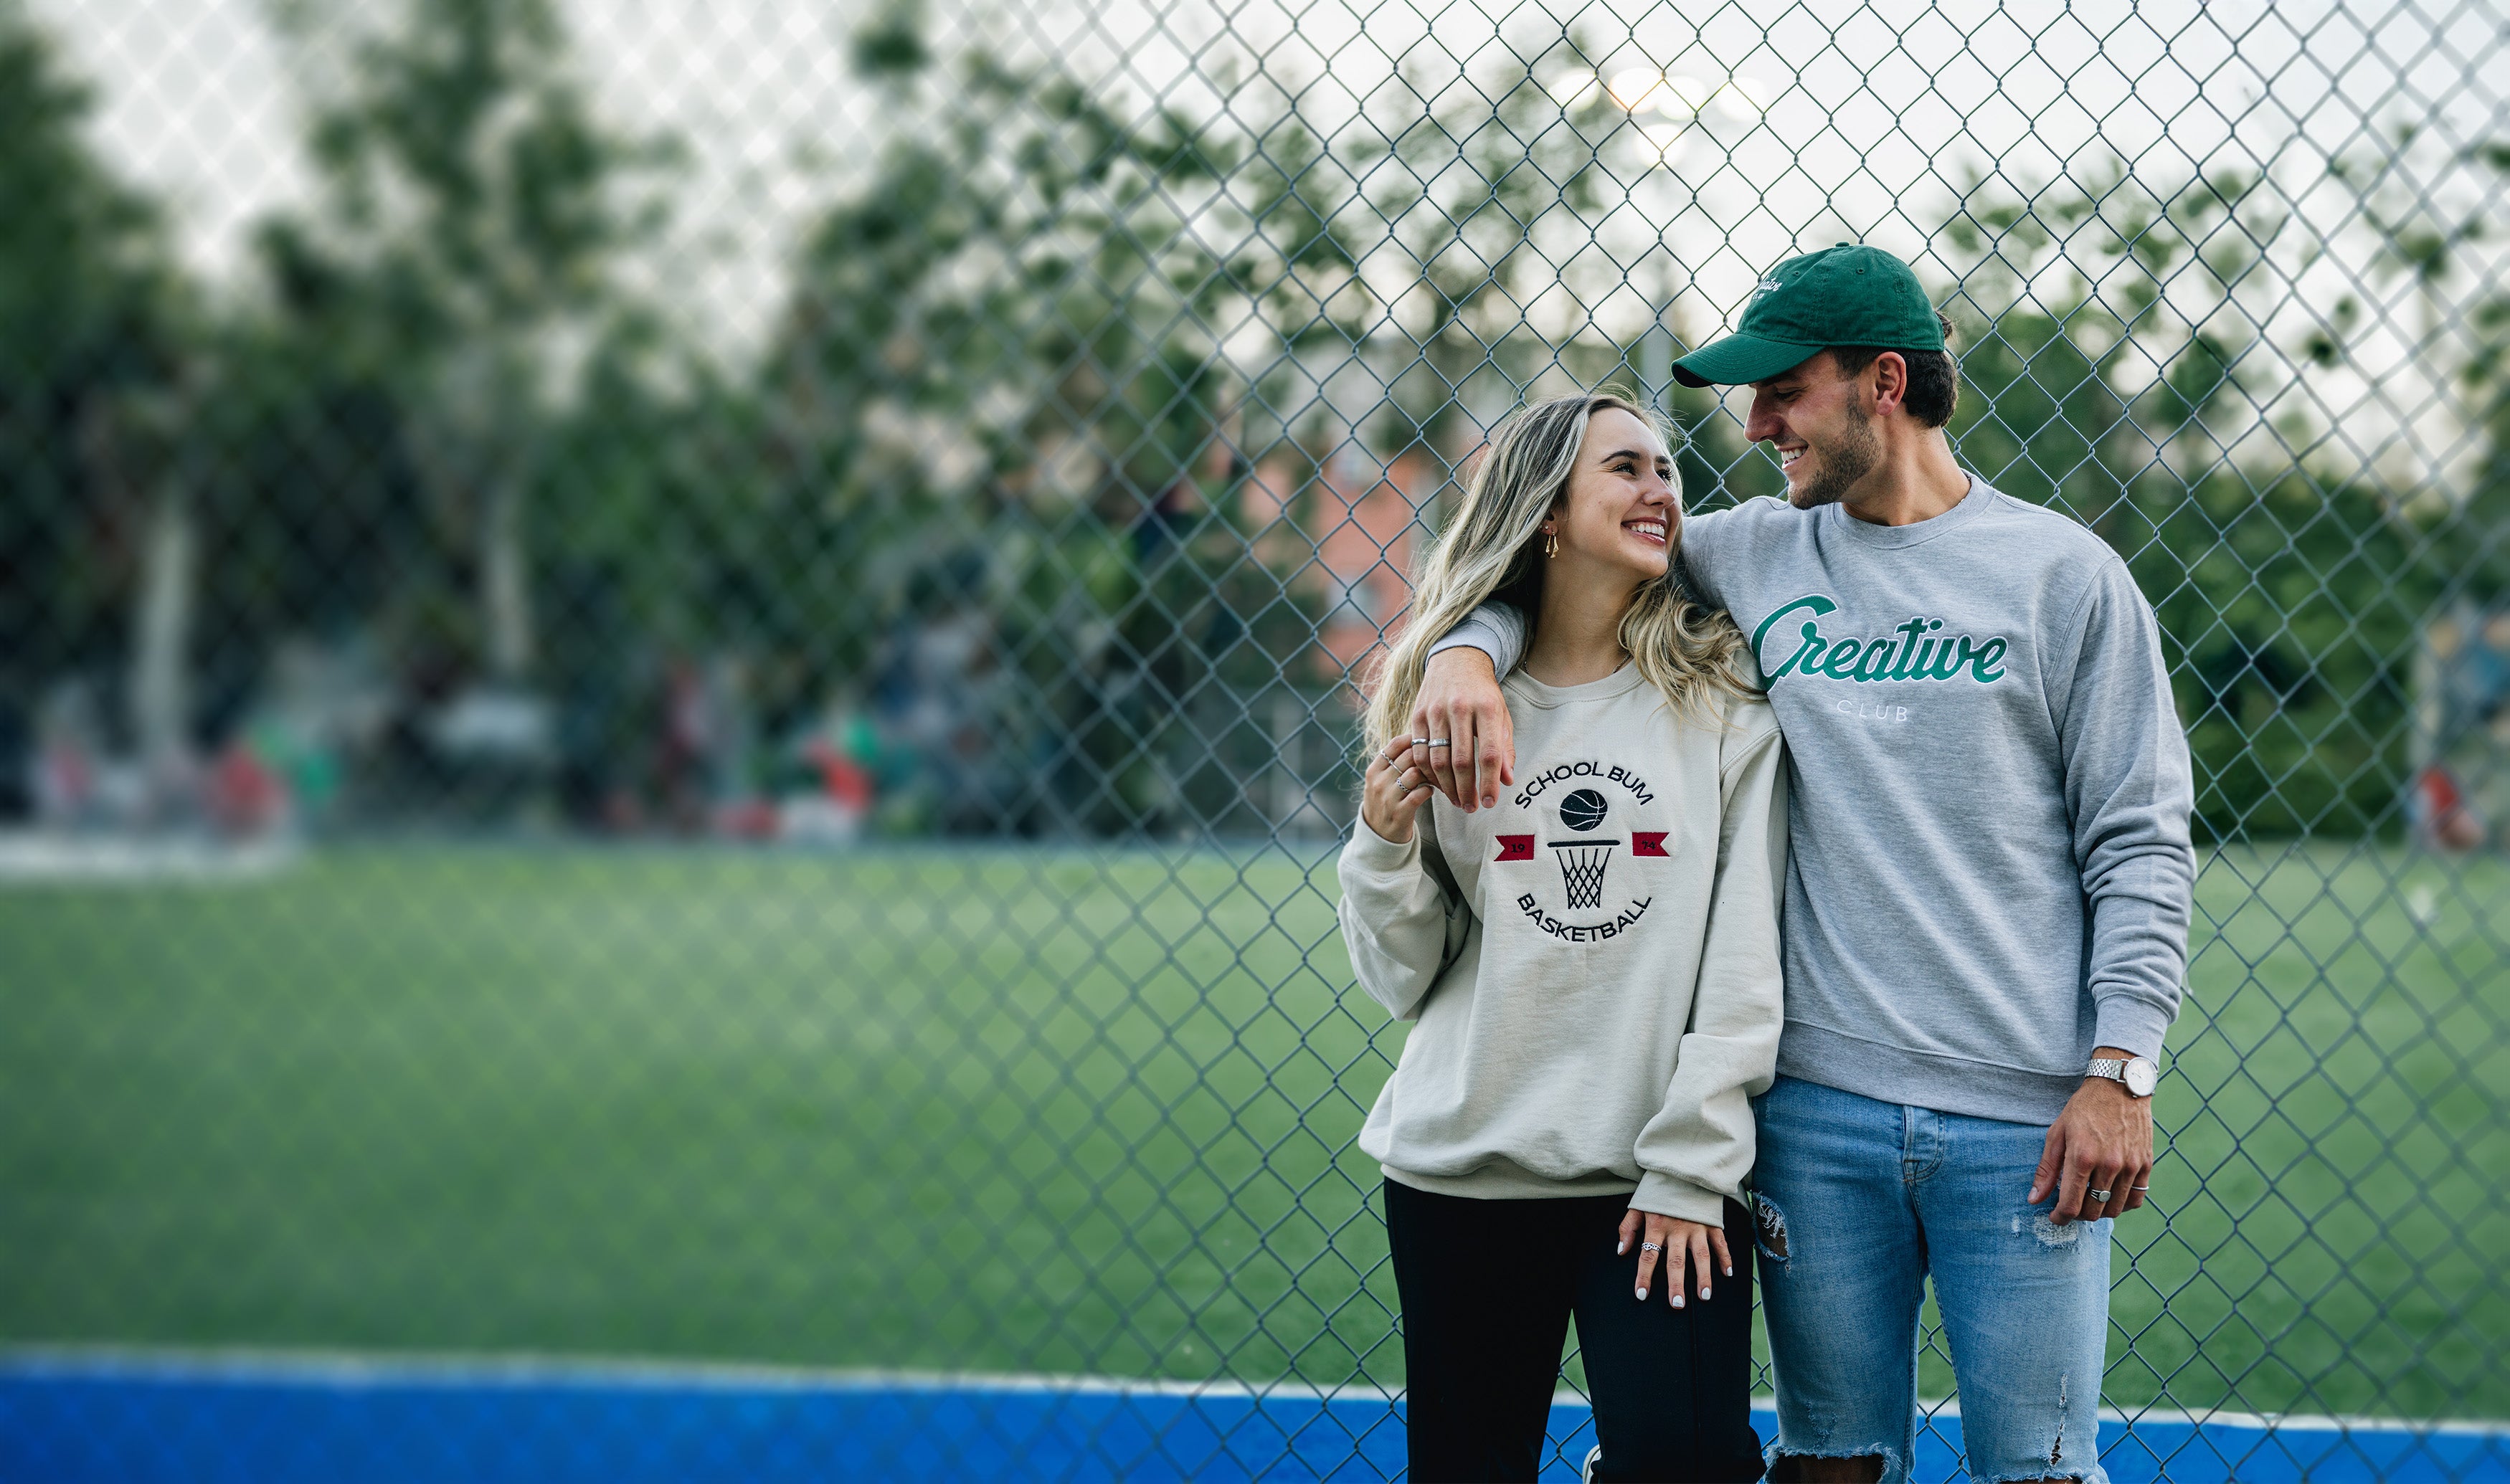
[1544, 406, 1678, 584]
[1743, 350, 1883, 509]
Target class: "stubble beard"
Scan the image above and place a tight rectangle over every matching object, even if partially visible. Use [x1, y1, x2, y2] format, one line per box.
[1788, 399, 1880, 510]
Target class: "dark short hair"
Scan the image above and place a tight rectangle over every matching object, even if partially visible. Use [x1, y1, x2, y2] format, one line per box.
[1832, 312, 1959, 428]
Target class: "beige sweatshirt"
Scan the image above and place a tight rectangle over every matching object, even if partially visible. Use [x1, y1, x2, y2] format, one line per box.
[1338, 662, 1789, 1224]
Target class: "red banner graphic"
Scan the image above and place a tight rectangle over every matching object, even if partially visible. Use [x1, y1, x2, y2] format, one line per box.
[1630, 832, 1669, 857]
[1494, 834, 1535, 861]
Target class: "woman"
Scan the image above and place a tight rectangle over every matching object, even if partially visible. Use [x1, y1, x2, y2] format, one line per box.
[1340, 390, 1786, 1483]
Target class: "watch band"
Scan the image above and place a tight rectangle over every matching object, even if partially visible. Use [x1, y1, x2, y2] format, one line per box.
[2086, 1055, 2157, 1096]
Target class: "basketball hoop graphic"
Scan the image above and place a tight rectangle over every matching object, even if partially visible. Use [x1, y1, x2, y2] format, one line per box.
[1549, 788, 1616, 910]
[1550, 839, 1614, 908]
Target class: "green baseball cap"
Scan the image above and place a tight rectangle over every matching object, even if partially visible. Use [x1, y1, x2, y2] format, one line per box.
[1671, 243, 1943, 387]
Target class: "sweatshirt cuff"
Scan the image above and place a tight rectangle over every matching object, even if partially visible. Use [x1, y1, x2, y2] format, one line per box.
[1629, 1171, 1728, 1226]
[2092, 996, 2174, 1061]
[1426, 612, 1516, 672]
[1344, 819, 1421, 873]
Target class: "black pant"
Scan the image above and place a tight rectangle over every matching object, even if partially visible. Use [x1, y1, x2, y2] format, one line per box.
[1385, 1179, 1763, 1483]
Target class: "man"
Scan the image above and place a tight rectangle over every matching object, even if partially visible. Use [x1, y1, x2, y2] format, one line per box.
[1408, 243, 2193, 1483]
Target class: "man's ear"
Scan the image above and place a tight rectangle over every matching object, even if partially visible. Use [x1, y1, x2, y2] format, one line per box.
[1870, 351, 1909, 419]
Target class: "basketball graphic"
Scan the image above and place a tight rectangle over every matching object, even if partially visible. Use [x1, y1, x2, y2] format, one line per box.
[1550, 790, 1614, 908]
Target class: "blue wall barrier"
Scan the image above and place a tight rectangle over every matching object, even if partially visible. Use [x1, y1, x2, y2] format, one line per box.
[4, 1352, 2503, 1483]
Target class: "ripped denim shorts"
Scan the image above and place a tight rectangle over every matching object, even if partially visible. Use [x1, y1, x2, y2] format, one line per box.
[1750, 1075, 2113, 1484]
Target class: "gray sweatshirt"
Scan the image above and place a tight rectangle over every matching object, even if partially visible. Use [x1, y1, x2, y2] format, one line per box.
[1434, 477, 2194, 1125]
[1340, 667, 1788, 1222]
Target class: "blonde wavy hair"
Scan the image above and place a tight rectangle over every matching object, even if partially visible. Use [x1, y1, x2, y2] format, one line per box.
[1362, 389, 1752, 756]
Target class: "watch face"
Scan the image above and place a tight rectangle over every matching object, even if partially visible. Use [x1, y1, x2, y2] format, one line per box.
[2125, 1058, 2159, 1097]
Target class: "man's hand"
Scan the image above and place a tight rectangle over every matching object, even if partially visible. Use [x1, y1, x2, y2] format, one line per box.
[1408, 647, 1515, 811]
[2030, 1047, 2156, 1224]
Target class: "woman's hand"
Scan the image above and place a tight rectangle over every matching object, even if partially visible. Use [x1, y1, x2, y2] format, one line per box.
[1617, 1207, 1733, 1308]
[1360, 735, 1438, 844]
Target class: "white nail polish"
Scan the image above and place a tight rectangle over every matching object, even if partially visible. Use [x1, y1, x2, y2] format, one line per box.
[1671, 1295, 1684, 1308]
[1700, 1288, 1710, 1300]
[1634, 1288, 1647, 1301]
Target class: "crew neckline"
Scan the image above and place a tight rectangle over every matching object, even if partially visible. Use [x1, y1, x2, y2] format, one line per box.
[1827, 473, 1993, 548]
[1504, 658, 1647, 708]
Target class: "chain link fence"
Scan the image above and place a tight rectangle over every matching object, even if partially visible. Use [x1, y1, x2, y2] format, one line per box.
[2, 0, 2506, 1477]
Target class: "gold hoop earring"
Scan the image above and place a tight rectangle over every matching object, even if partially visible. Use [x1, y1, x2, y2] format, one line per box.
[1545, 530, 1559, 559]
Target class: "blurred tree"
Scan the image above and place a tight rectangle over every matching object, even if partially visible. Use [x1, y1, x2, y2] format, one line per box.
[0, 1, 186, 814]
[2468, 143, 2510, 604]
[1932, 180, 2135, 536]
[1350, 52, 1619, 462]
[1918, 158, 2502, 839]
[759, 23, 1358, 834]
[251, 0, 678, 687]
[526, 327, 756, 820]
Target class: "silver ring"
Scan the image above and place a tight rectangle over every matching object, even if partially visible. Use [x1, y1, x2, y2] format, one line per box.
[1639, 1242, 1660, 1252]
[2131, 1185, 2151, 1192]
[1409, 737, 1431, 746]
[2088, 1188, 2112, 1202]
[1424, 739, 1454, 748]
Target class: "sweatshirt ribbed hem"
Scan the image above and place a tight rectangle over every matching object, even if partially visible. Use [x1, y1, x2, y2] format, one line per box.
[1380, 1159, 1638, 1202]
[1775, 1020, 2080, 1127]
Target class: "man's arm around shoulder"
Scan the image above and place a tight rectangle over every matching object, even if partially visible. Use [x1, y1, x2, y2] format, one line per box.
[1411, 604, 1523, 811]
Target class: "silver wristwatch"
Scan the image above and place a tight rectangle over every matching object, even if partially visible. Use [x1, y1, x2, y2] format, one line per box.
[2086, 1055, 2159, 1097]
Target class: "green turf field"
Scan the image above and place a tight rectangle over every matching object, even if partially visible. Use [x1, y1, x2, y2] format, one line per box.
[0, 842, 2501, 1417]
